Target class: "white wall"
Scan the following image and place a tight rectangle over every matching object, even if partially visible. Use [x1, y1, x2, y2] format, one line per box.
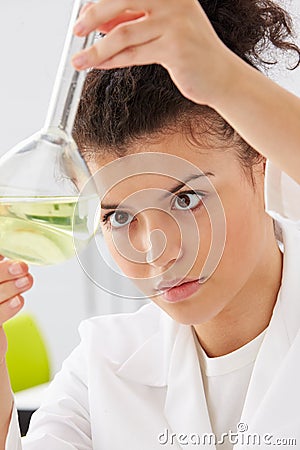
[0, 0, 299, 375]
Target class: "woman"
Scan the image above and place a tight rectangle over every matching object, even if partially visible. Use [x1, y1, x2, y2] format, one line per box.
[1, 0, 300, 448]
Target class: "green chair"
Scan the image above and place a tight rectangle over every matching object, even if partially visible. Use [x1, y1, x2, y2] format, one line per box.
[3, 313, 51, 393]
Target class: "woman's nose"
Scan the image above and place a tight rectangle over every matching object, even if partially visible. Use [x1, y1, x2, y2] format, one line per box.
[136, 209, 183, 268]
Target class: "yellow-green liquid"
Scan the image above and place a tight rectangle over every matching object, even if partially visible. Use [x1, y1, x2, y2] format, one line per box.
[0, 197, 95, 265]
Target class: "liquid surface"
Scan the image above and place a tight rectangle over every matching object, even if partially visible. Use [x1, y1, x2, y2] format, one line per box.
[0, 196, 97, 265]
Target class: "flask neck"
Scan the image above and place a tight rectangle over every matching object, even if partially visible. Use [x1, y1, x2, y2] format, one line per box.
[44, 0, 96, 136]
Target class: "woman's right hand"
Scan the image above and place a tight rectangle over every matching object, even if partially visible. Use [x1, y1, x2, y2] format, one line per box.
[0, 255, 33, 363]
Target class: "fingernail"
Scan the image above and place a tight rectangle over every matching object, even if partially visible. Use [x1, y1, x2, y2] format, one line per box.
[8, 263, 24, 275]
[15, 276, 29, 288]
[72, 53, 89, 69]
[9, 296, 21, 309]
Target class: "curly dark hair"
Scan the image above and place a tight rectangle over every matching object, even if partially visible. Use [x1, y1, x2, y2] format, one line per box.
[72, 0, 300, 176]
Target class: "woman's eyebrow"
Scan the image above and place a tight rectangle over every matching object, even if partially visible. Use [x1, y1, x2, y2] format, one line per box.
[162, 172, 215, 198]
[100, 172, 215, 210]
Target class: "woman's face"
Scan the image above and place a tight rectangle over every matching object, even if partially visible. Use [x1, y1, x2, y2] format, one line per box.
[88, 132, 276, 325]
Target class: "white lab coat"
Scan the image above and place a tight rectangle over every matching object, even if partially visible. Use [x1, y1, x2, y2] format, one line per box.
[5, 161, 300, 450]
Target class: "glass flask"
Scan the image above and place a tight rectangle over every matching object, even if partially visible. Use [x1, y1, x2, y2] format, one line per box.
[0, 0, 100, 266]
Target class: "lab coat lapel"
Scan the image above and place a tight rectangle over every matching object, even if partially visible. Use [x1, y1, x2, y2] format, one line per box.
[117, 315, 214, 450]
[241, 223, 300, 427]
[276, 224, 300, 342]
[116, 311, 178, 387]
[164, 325, 215, 450]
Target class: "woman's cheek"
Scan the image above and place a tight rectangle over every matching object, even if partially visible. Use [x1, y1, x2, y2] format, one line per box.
[104, 235, 146, 279]
[221, 201, 261, 277]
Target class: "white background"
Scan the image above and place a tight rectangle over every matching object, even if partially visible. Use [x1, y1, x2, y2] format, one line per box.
[0, 0, 299, 375]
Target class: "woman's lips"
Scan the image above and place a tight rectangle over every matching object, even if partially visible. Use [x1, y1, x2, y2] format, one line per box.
[158, 279, 202, 303]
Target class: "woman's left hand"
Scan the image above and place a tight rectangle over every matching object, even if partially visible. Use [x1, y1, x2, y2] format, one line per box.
[72, 0, 234, 107]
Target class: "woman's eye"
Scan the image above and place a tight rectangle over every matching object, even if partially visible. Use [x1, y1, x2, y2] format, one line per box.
[109, 211, 133, 228]
[172, 192, 204, 211]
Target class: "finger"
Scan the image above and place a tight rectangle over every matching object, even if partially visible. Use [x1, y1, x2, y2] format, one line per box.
[0, 295, 24, 326]
[100, 10, 146, 34]
[0, 274, 33, 304]
[72, 17, 162, 69]
[93, 38, 164, 69]
[0, 260, 29, 283]
[73, 0, 149, 36]
[79, 1, 94, 16]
